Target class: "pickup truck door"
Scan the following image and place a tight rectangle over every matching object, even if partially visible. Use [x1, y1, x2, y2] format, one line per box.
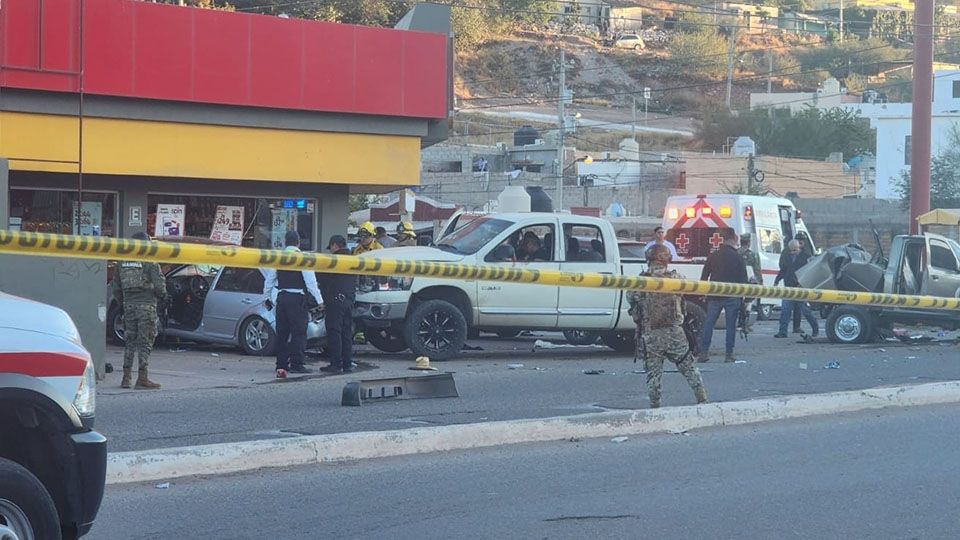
[558, 222, 619, 329]
[921, 235, 960, 299]
[477, 221, 560, 328]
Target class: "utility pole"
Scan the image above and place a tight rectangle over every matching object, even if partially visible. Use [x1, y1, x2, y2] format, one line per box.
[557, 47, 566, 211]
[767, 49, 773, 93]
[631, 96, 637, 141]
[839, 0, 844, 43]
[725, 21, 737, 110]
[909, 0, 934, 233]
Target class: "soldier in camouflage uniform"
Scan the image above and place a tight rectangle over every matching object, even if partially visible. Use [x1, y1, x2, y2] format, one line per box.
[737, 232, 763, 335]
[111, 231, 166, 389]
[629, 244, 708, 408]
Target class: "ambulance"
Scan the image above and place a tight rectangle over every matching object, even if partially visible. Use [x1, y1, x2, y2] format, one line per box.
[661, 194, 815, 319]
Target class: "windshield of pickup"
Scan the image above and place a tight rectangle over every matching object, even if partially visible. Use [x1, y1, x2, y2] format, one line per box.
[435, 217, 513, 255]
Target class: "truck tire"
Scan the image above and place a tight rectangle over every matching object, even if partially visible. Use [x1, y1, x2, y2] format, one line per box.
[826, 307, 875, 344]
[365, 328, 409, 353]
[0, 457, 62, 540]
[601, 331, 635, 353]
[563, 329, 600, 345]
[403, 299, 467, 361]
[107, 305, 125, 345]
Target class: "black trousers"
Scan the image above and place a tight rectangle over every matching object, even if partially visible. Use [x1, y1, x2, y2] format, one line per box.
[324, 300, 354, 369]
[276, 291, 307, 370]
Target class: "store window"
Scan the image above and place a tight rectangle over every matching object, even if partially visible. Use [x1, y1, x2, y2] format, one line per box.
[146, 195, 316, 250]
[8, 189, 117, 237]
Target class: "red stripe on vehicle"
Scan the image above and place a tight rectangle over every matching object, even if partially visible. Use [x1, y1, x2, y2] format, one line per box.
[0, 352, 88, 377]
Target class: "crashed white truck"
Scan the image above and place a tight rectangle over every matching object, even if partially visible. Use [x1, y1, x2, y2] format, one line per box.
[798, 231, 960, 343]
[353, 212, 696, 360]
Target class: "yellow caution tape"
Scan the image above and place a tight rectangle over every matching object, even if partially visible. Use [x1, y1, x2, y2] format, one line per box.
[2, 230, 959, 311]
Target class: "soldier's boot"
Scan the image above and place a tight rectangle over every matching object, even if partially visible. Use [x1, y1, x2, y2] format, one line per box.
[135, 369, 162, 390]
[694, 386, 708, 405]
[121, 368, 132, 389]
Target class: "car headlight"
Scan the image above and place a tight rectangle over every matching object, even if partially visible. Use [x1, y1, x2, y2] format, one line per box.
[73, 360, 97, 418]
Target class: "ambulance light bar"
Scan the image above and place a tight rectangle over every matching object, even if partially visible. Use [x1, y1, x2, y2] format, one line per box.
[719, 206, 732, 218]
[668, 208, 679, 219]
[685, 207, 696, 218]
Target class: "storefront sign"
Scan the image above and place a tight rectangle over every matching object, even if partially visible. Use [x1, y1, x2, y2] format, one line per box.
[155, 204, 185, 237]
[129, 206, 143, 227]
[72, 201, 103, 236]
[210, 205, 245, 245]
[270, 208, 298, 249]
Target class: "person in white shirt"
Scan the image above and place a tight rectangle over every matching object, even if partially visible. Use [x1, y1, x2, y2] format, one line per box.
[643, 226, 679, 260]
[263, 230, 323, 378]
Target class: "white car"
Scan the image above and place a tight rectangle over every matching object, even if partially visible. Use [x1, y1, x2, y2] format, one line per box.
[611, 33, 645, 51]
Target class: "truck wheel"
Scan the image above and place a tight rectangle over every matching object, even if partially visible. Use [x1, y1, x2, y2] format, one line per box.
[365, 328, 409, 353]
[756, 303, 773, 321]
[107, 305, 125, 345]
[495, 329, 522, 339]
[601, 331, 635, 353]
[404, 299, 467, 361]
[563, 329, 600, 345]
[826, 307, 875, 344]
[239, 316, 276, 356]
[0, 458, 62, 540]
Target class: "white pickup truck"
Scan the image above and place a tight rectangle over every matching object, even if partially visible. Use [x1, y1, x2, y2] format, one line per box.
[354, 212, 672, 359]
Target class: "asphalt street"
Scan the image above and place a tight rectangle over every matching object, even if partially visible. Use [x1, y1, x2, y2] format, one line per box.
[95, 321, 960, 453]
[89, 402, 960, 539]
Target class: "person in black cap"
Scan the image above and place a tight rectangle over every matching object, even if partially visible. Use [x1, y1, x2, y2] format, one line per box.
[318, 234, 359, 373]
[263, 230, 323, 378]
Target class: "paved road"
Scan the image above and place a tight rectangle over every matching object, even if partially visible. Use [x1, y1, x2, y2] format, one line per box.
[95, 322, 960, 452]
[89, 403, 960, 539]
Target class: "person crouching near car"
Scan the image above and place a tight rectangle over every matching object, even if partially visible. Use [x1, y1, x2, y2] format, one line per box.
[263, 230, 323, 378]
[629, 244, 708, 408]
[112, 231, 166, 389]
[318, 235, 359, 374]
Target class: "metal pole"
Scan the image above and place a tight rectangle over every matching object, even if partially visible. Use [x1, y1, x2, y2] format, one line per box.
[725, 22, 736, 110]
[77, 0, 85, 233]
[557, 47, 566, 211]
[767, 49, 773, 93]
[632, 96, 636, 141]
[909, 0, 934, 234]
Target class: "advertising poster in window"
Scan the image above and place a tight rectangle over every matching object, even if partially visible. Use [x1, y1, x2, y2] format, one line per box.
[72, 201, 103, 236]
[154, 204, 185, 237]
[210, 205, 245, 245]
[270, 208, 298, 249]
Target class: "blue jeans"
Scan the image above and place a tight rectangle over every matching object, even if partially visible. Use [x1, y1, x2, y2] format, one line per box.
[779, 300, 819, 334]
[700, 297, 742, 356]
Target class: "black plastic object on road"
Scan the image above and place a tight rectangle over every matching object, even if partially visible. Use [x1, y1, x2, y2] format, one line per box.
[341, 373, 459, 406]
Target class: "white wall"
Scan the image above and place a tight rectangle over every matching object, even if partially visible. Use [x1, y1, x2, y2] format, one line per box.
[873, 116, 960, 199]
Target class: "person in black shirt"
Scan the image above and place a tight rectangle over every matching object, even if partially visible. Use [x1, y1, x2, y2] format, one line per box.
[318, 235, 359, 373]
[774, 239, 819, 338]
[698, 229, 748, 363]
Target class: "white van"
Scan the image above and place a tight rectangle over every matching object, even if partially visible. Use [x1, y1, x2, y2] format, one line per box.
[660, 194, 814, 319]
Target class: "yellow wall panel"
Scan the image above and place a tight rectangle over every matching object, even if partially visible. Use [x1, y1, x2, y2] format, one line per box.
[1, 113, 420, 186]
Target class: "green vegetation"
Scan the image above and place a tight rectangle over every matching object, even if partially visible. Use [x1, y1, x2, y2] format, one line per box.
[896, 125, 960, 210]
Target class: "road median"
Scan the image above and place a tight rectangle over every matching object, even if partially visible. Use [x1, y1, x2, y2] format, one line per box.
[106, 380, 960, 484]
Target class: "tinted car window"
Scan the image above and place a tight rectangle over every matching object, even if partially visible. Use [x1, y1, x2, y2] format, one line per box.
[215, 267, 265, 294]
[930, 241, 959, 272]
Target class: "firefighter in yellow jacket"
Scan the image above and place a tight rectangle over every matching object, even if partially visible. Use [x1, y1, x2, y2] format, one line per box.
[352, 221, 383, 255]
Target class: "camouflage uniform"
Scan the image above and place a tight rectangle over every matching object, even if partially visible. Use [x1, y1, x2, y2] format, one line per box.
[738, 244, 762, 283]
[111, 261, 166, 371]
[630, 268, 708, 408]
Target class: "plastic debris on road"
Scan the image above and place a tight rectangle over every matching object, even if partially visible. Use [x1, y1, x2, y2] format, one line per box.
[582, 369, 606, 375]
[907, 356, 917, 360]
[533, 339, 605, 350]
[667, 428, 689, 435]
[734, 360, 747, 364]
[170, 347, 188, 353]
[610, 436, 629, 443]
[155, 482, 170, 489]
[878, 348, 886, 353]
[824, 361, 840, 369]
[211, 353, 220, 357]
[799, 363, 808, 370]
[507, 363, 524, 369]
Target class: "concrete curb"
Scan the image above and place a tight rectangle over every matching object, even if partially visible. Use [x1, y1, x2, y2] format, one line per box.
[105, 380, 960, 485]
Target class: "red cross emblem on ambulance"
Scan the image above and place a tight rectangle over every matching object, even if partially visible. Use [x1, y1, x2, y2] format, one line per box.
[675, 233, 690, 252]
[709, 232, 724, 251]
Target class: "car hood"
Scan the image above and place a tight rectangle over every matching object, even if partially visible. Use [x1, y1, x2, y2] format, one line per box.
[0, 292, 83, 346]
[359, 246, 466, 263]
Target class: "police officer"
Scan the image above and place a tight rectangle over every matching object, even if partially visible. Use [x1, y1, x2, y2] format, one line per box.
[318, 235, 359, 373]
[629, 244, 708, 408]
[352, 221, 383, 254]
[263, 230, 323, 378]
[112, 231, 166, 389]
[395, 222, 418, 247]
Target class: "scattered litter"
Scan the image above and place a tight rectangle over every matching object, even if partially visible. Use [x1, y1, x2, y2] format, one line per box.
[907, 356, 917, 360]
[667, 428, 688, 435]
[461, 344, 484, 351]
[507, 363, 524, 370]
[568, 437, 582, 443]
[799, 363, 808, 370]
[824, 361, 840, 369]
[170, 347, 188, 353]
[155, 482, 170, 489]
[533, 339, 605, 350]
[104, 363, 114, 374]
[734, 360, 746, 364]
[610, 436, 629, 443]
[582, 369, 606, 375]
[878, 348, 886, 353]
[211, 353, 220, 357]
[632, 369, 645, 374]
[219, 367, 227, 371]
[938, 331, 947, 337]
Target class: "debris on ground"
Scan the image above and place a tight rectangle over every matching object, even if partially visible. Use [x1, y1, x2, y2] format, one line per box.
[799, 363, 808, 370]
[734, 360, 747, 364]
[610, 436, 629, 443]
[461, 344, 484, 351]
[104, 363, 114, 374]
[824, 361, 840, 369]
[507, 363, 524, 369]
[533, 339, 605, 350]
[582, 369, 606, 375]
[170, 347, 188, 353]
[211, 353, 220, 357]
[568, 437, 582, 443]
[667, 428, 689, 435]
[155, 482, 170, 489]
